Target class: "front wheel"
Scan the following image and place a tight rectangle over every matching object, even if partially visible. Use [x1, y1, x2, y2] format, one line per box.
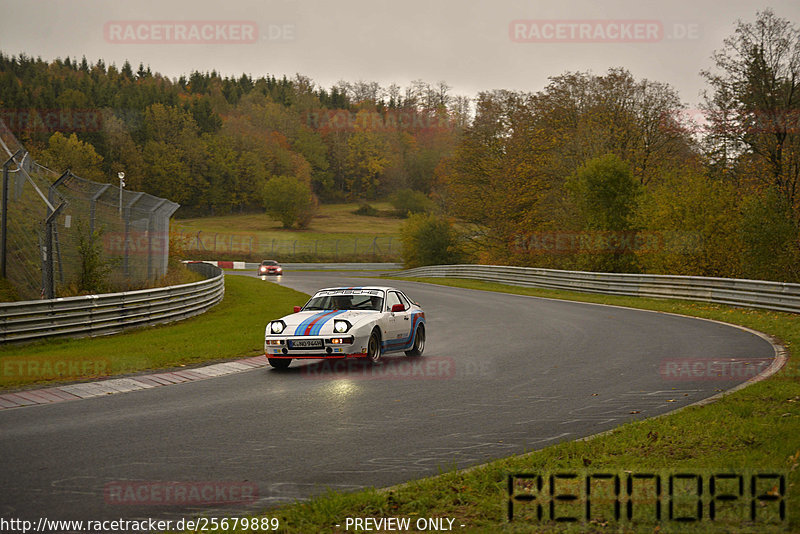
[268, 358, 292, 369]
[367, 329, 382, 364]
[405, 325, 425, 357]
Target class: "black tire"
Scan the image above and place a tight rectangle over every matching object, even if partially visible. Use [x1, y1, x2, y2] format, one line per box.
[268, 358, 292, 369]
[367, 329, 382, 364]
[405, 324, 425, 357]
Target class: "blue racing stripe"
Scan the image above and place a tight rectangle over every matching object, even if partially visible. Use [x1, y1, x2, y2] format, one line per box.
[294, 311, 333, 335]
[383, 313, 425, 351]
[309, 310, 347, 336]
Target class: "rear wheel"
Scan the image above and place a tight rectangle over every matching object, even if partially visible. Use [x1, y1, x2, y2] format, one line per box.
[268, 358, 291, 369]
[367, 329, 382, 364]
[405, 324, 425, 357]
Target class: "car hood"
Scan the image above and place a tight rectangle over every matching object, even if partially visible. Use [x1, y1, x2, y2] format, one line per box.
[278, 310, 379, 336]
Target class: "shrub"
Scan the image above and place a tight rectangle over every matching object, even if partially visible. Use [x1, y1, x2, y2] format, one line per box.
[400, 213, 465, 268]
[74, 220, 112, 294]
[353, 203, 380, 217]
[738, 188, 800, 282]
[390, 188, 435, 217]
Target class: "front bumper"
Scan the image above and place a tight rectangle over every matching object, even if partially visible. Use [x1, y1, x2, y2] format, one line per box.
[265, 335, 367, 359]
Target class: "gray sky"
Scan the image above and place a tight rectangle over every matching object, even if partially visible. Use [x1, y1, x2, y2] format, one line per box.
[2, 0, 799, 107]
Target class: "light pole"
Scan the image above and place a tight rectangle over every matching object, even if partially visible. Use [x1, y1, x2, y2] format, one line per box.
[118, 171, 125, 216]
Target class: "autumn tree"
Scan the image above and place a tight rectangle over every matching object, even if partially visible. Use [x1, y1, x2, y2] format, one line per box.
[346, 129, 390, 199]
[566, 154, 642, 272]
[533, 68, 694, 187]
[702, 9, 800, 214]
[634, 169, 742, 277]
[38, 132, 105, 181]
[263, 176, 316, 228]
[445, 90, 553, 260]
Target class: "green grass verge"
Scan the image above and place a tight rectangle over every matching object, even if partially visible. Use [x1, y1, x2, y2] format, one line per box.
[215, 277, 799, 533]
[0, 276, 309, 390]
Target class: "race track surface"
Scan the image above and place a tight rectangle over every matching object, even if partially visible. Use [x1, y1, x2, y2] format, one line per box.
[0, 271, 776, 521]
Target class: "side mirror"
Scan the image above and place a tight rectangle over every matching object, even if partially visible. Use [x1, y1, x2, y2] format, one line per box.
[293, 306, 302, 313]
[391, 304, 405, 313]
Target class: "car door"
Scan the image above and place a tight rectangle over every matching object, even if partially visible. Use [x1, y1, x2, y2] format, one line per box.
[384, 290, 412, 348]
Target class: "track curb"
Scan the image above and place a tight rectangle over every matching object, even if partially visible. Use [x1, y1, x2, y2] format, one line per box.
[0, 355, 269, 410]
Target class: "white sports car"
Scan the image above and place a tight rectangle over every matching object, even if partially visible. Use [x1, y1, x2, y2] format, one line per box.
[264, 286, 426, 369]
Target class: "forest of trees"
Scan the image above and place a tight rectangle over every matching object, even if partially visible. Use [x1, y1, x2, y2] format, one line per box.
[1, 9, 798, 282]
[0, 53, 465, 216]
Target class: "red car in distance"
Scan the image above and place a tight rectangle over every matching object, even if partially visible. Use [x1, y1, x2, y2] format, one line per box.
[257, 260, 283, 276]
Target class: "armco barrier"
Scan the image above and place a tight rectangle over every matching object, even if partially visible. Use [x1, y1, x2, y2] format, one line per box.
[392, 265, 800, 314]
[0, 262, 224, 344]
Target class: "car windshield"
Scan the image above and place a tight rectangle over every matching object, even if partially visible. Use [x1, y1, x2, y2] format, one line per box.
[303, 292, 384, 311]
[261, 261, 278, 266]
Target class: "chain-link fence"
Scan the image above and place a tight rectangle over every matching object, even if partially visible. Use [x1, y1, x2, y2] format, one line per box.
[0, 118, 179, 300]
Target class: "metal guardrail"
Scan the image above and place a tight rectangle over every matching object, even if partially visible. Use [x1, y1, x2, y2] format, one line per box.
[0, 262, 224, 344]
[392, 264, 800, 314]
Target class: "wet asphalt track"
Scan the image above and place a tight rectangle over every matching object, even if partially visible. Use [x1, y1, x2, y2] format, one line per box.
[0, 271, 776, 522]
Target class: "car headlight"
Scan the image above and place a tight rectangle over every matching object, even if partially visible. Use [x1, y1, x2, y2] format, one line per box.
[333, 320, 351, 333]
[270, 321, 286, 334]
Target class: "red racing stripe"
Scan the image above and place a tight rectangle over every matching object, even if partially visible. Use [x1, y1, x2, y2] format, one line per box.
[303, 310, 338, 336]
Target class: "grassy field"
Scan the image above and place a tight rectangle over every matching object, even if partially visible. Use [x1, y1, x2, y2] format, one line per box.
[176, 202, 403, 240]
[0, 276, 309, 390]
[230, 277, 799, 533]
[174, 203, 404, 261]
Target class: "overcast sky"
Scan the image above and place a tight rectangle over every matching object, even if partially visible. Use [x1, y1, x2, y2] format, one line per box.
[2, 0, 799, 108]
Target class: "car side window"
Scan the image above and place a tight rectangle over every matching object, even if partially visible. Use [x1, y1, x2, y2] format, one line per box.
[386, 291, 402, 311]
[398, 292, 412, 309]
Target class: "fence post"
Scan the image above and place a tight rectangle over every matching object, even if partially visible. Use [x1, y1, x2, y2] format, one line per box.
[1, 150, 23, 278]
[44, 203, 66, 299]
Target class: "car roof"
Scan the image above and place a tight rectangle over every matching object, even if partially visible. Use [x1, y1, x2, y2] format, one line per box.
[314, 286, 400, 293]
